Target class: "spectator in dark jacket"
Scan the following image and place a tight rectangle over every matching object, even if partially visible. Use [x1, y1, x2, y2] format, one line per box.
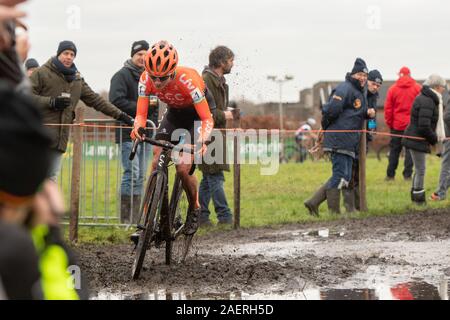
[24, 58, 38, 77]
[109, 40, 159, 224]
[384, 67, 421, 181]
[402, 74, 447, 204]
[30, 40, 133, 181]
[305, 58, 375, 215]
[431, 90, 450, 201]
[198, 46, 235, 226]
[343, 69, 383, 212]
[367, 70, 383, 109]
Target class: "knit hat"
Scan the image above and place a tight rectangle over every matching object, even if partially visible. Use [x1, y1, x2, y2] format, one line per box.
[399, 66, 411, 77]
[131, 40, 149, 57]
[368, 70, 383, 85]
[0, 82, 52, 205]
[57, 40, 77, 57]
[351, 58, 368, 75]
[24, 58, 39, 70]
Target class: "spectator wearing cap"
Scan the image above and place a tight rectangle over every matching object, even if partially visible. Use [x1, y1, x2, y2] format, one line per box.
[367, 70, 383, 109]
[402, 74, 447, 204]
[305, 58, 376, 215]
[24, 58, 39, 77]
[109, 40, 159, 224]
[384, 67, 421, 181]
[343, 69, 384, 212]
[30, 40, 134, 181]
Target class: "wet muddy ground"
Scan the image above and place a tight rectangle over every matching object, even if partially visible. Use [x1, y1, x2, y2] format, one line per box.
[77, 209, 450, 300]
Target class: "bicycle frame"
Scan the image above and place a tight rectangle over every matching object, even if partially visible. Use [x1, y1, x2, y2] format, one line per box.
[130, 135, 195, 279]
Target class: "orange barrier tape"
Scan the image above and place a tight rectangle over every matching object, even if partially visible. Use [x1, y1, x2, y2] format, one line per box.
[44, 123, 450, 141]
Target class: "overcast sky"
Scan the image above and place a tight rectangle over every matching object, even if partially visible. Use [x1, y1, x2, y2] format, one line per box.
[22, 0, 450, 103]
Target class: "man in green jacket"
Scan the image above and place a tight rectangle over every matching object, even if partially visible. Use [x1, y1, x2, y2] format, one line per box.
[199, 46, 235, 226]
[30, 40, 133, 181]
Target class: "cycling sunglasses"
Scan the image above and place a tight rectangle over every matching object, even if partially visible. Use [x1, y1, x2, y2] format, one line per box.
[150, 74, 171, 82]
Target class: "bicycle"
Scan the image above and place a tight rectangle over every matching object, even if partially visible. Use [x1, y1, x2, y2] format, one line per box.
[129, 130, 196, 280]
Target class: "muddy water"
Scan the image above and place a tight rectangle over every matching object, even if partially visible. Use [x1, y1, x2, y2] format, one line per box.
[91, 279, 449, 300]
[78, 209, 450, 300]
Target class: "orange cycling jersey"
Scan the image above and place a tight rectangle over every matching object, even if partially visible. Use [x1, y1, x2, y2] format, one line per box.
[135, 66, 214, 142]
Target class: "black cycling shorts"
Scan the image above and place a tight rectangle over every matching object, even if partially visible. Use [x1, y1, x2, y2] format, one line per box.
[155, 107, 201, 145]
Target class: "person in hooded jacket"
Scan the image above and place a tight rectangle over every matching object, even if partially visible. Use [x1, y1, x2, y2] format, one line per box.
[402, 74, 447, 204]
[384, 67, 421, 181]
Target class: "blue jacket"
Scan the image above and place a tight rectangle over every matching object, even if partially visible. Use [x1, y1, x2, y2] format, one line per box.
[322, 73, 368, 158]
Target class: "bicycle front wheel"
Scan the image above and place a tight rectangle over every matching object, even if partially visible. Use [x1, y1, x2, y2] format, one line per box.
[131, 173, 164, 280]
[167, 175, 194, 264]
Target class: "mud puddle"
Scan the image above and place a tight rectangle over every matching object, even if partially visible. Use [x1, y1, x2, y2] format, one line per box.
[77, 210, 450, 300]
[91, 278, 449, 300]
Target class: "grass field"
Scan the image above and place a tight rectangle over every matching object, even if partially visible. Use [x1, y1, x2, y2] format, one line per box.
[61, 153, 449, 243]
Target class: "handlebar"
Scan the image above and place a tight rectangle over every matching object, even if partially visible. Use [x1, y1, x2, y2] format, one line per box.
[129, 128, 195, 161]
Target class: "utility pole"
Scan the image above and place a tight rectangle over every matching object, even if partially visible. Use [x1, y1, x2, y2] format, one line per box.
[267, 75, 294, 160]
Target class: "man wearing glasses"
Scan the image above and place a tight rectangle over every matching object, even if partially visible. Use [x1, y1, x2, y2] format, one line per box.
[132, 40, 215, 236]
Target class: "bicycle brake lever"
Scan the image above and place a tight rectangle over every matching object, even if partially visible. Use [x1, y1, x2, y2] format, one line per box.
[129, 139, 140, 161]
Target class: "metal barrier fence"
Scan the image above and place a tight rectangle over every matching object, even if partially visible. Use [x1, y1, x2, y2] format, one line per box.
[62, 109, 374, 242]
[60, 112, 286, 237]
[59, 119, 142, 227]
[58, 118, 271, 228]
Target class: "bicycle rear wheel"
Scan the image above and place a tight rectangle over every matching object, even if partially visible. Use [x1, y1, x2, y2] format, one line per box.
[131, 173, 164, 280]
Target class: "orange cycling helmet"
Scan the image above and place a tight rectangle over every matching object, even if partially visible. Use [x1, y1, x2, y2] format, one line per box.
[144, 40, 178, 77]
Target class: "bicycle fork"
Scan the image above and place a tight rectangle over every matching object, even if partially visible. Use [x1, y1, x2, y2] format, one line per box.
[152, 150, 172, 248]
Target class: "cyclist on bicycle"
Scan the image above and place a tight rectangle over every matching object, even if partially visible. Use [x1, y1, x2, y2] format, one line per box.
[295, 118, 317, 144]
[295, 118, 317, 160]
[131, 40, 215, 236]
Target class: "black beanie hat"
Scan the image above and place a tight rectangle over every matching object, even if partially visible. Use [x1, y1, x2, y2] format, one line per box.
[57, 40, 77, 57]
[351, 58, 368, 75]
[368, 70, 383, 85]
[24, 58, 39, 70]
[0, 82, 52, 204]
[131, 40, 149, 57]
